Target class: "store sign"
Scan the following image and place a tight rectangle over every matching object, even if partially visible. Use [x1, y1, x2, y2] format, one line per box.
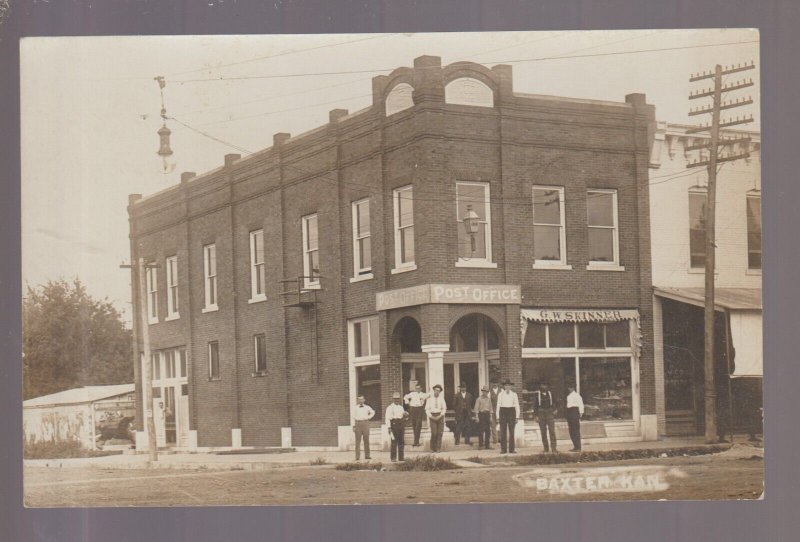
[376, 284, 521, 311]
[523, 308, 639, 323]
[513, 465, 687, 495]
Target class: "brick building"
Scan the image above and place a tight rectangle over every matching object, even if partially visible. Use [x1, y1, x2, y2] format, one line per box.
[128, 56, 658, 451]
[649, 123, 762, 437]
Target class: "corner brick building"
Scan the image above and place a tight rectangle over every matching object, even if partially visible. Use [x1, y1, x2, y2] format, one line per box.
[128, 56, 658, 451]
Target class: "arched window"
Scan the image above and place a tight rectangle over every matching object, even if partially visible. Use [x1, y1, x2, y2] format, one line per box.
[445, 77, 494, 108]
[385, 83, 414, 116]
[395, 317, 422, 353]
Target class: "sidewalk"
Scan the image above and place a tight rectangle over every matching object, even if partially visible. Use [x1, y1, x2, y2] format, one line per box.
[24, 435, 760, 471]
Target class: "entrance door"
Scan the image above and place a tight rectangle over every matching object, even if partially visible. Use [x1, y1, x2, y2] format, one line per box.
[443, 360, 480, 410]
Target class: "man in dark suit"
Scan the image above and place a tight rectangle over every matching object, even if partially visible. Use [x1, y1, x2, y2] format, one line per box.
[534, 381, 558, 453]
[452, 383, 474, 445]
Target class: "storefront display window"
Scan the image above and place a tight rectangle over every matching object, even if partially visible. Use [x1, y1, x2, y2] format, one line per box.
[521, 358, 576, 420]
[579, 357, 632, 420]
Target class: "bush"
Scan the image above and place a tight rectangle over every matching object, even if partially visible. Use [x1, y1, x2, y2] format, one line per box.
[509, 445, 731, 466]
[24, 439, 121, 459]
[309, 456, 329, 466]
[335, 461, 384, 471]
[394, 455, 460, 472]
[464, 455, 490, 465]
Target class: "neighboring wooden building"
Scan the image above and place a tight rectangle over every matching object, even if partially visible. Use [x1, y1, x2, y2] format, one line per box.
[23, 384, 135, 450]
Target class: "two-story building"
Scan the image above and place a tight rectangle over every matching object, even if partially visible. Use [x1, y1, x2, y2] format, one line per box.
[649, 122, 762, 438]
[127, 56, 659, 451]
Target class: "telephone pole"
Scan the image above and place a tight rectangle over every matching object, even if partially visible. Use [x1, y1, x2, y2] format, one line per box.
[686, 61, 755, 443]
[121, 258, 159, 461]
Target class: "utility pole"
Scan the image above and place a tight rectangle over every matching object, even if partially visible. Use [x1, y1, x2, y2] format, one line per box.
[121, 258, 159, 461]
[687, 61, 755, 443]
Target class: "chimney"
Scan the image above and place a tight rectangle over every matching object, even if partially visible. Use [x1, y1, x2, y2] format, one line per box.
[224, 154, 240, 168]
[625, 93, 647, 107]
[180, 171, 196, 184]
[329, 109, 349, 123]
[273, 133, 291, 147]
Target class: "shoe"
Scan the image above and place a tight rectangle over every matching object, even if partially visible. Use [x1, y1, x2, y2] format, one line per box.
[391, 459, 397, 462]
[552, 449, 558, 454]
[542, 449, 550, 454]
[365, 456, 371, 460]
[500, 451, 507, 455]
[569, 448, 580, 452]
[485, 446, 492, 450]
[510, 450, 517, 454]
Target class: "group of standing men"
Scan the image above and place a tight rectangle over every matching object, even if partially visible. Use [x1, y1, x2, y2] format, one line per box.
[352, 379, 586, 461]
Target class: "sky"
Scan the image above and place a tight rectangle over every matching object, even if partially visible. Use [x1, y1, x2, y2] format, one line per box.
[20, 30, 760, 325]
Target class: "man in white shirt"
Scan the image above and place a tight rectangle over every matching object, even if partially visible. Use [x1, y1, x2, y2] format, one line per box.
[404, 383, 429, 447]
[565, 385, 585, 452]
[385, 391, 408, 462]
[425, 384, 447, 453]
[496, 379, 521, 454]
[352, 395, 375, 461]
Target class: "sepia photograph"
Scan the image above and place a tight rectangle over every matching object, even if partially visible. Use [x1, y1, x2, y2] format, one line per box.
[20, 29, 763, 507]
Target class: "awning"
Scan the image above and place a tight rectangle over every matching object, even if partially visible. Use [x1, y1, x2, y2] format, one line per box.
[520, 308, 640, 323]
[729, 310, 763, 378]
[654, 287, 762, 378]
[654, 287, 762, 311]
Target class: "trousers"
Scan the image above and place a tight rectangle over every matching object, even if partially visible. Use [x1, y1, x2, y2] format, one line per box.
[409, 406, 425, 445]
[389, 419, 405, 461]
[428, 415, 444, 452]
[490, 411, 498, 443]
[498, 407, 517, 453]
[565, 407, 582, 450]
[537, 408, 557, 451]
[454, 413, 472, 444]
[353, 420, 371, 460]
[477, 412, 492, 448]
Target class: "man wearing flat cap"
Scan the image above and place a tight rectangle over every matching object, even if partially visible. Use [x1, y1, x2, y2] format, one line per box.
[425, 384, 447, 453]
[473, 385, 494, 449]
[453, 382, 474, 446]
[385, 391, 408, 462]
[496, 379, 521, 454]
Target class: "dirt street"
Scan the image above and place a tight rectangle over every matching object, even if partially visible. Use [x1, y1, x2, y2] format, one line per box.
[24, 450, 763, 507]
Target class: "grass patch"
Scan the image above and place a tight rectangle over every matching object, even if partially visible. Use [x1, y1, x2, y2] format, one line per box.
[508, 445, 731, 466]
[464, 455, 490, 465]
[394, 455, 460, 472]
[24, 439, 121, 459]
[308, 456, 329, 466]
[335, 461, 384, 471]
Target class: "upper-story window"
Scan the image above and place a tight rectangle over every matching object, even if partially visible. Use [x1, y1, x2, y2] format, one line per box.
[393, 185, 415, 271]
[203, 244, 218, 311]
[445, 77, 494, 108]
[208, 341, 220, 380]
[456, 181, 494, 266]
[587, 189, 621, 267]
[302, 214, 320, 289]
[165, 255, 179, 319]
[688, 190, 708, 269]
[249, 229, 266, 301]
[533, 186, 568, 267]
[746, 193, 762, 270]
[352, 199, 372, 278]
[146, 266, 158, 324]
[254, 333, 267, 374]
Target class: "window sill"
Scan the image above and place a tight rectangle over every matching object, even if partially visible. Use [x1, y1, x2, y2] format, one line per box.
[201, 305, 219, 313]
[303, 283, 321, 290]
[164, 313, 180, 322]
[352, 356, 381, 366]
[746, 268, 762, 276]
[391, 264, 417, 275]
[687, 268, 719, 275]
[350, 273, 374, 283]
[586, 264, 625, 272]
[251, 371, 268, 378]
[248, 295, 267, 304]
[148, 318, 159, 325]
[533, 262, 572, 270]
[455, 260, 498, 269]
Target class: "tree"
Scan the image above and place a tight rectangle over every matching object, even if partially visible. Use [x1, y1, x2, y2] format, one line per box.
[23, 278, 133, 399]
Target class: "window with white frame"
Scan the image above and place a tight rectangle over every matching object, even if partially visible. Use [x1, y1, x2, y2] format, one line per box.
[456, 181, 493, 264]
[349, 316, 380, 362]
[533, 186, 567, 265]
[249, 229, 266, 300]
[165, 255, 179, 319]
[302, 214, 320, 288]
[254, 333, 267, 374]
[746, 193, 761, 270]
[352, 199, 372, 277]
[689, 190, 708, 269]
[146, 266, 158, 324]
[393, 185, 415, 269]
[587, 189, 620, 265]
[208, 341, 220, 379]
[203, 244, 218, 310]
